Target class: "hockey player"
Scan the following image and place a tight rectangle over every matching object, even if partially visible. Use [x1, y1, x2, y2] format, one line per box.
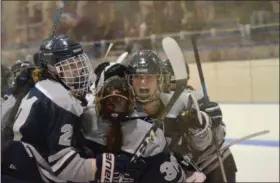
[1, 62, 42, 147]
[1, 35, 141, 183]
[161, 58, 193, 93]
[81, 75, 195, 183]
[126, 50, 237, 183]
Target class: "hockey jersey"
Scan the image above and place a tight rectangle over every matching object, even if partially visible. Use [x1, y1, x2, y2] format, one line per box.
[82, 107, 187, 183]
[134, 89, 232, 174]
[7, 79, 95, 182]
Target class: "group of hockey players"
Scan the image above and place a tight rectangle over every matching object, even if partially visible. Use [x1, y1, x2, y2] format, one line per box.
[1, 34, 237, 183]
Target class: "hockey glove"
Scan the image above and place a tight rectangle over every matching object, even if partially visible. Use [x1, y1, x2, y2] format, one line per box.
[177, 108, 211, 137]
[197, 98, 222, 127]
[177, 108, 213, 151]
[95, 153, 146, 182]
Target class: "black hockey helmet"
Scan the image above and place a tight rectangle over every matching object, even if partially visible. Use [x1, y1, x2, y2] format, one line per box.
[33, 52, 41, 67]
[127, 50, 164, 103]
[96, 75, 135, 121]
[39, 35, 83, 66]
[39, 35, 92, 96]
[161, 59, 174, 75]
[128, 50, 162, 75]
[11, 60, 35, 78]
[161, 58, 190, 81]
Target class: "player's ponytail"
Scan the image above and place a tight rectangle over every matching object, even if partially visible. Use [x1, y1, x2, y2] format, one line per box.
[105, 119, 123, 154]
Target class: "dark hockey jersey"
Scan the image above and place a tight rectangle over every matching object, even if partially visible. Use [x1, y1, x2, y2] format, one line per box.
[9, 79, 95, 182]
[82, 107, 187, 183]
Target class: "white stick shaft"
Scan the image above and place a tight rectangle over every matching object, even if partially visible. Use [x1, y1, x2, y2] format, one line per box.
[103, 43, 114, 62]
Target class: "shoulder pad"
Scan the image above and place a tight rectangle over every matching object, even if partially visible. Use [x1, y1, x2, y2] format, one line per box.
[35, 79, 83, 116]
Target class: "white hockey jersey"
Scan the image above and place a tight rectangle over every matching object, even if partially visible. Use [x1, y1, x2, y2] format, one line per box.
[82, 107, 187, 183]
[134, 89, 231, 174]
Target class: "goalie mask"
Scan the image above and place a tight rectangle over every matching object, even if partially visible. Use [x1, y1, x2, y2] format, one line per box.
[127, 50, 163, 104]
[96, 76, 135, 122]
[39, 35, 92, 97]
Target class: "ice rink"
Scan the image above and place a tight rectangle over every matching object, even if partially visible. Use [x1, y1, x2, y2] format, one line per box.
[222, 103, 279, 182]
[230, 144, 279, 182]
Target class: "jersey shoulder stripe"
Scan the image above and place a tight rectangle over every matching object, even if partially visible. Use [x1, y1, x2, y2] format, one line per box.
[35, 79, 83, 117]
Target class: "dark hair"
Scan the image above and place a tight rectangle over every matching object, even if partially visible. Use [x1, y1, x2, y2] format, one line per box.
[105, 119, 123, 154]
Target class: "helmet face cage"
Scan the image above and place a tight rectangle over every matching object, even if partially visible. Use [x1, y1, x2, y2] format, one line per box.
[55, 53, 92, 96]
[128, 73, 163, 103]
[162, 73, 172, 93]
[96, 76, 135, 120]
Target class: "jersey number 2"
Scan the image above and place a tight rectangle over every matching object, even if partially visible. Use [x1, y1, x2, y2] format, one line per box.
[59, 124, 73, 146]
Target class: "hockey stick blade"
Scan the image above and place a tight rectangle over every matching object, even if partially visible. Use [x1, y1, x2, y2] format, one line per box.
[116, 52, 128, 64]
[200, 130, 270, 170]
[130, 37, 188, 163]
[162, 37, 188, 80]
[157, 37, 188, 122]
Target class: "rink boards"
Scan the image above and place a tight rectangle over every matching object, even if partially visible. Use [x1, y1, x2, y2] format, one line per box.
[221, 103, 279, 182]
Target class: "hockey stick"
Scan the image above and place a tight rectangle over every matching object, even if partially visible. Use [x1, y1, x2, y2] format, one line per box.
[48, 1, 65, 39]
[190, 34, 227, 182]
[116, 52, 128, 65]
[178, 93, 205, 173]
[182, 129, 270, 173]
[200, 130, 270, 170]
[130, 37, 188, 163]
[103, 43, 114, 62]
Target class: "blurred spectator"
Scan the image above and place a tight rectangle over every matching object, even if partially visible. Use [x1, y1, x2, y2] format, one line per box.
[139, 1, 154, 20]
[237, 1, 253, 41]
[68, 1, 97, 41]
[113, 2, 140, 34]
[271, 1, 279, 14]
[195, 1, 215, 22]
[55, 13, 77, 35]
[152, 1, 166, 34]
[250, 1, 273, 26]
[182, 1, 205, 32]
[163, 2, 184, 33]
